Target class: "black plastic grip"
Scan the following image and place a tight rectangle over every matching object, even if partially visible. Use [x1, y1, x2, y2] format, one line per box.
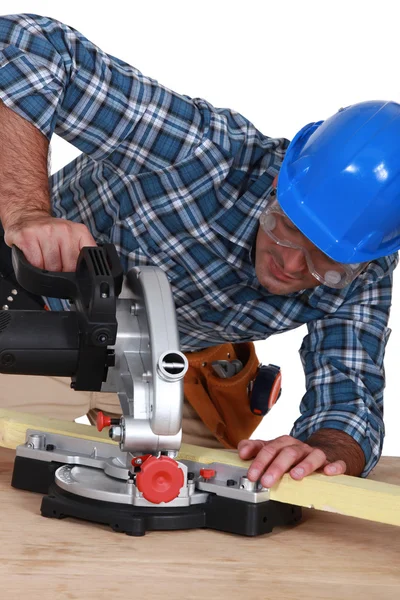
[11, 247, 78, 299]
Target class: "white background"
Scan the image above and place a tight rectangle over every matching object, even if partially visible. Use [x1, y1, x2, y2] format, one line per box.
[1, 0, 399, 455]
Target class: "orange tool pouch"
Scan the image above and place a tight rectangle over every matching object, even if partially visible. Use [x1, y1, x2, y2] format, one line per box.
[184, 342, 279, 449]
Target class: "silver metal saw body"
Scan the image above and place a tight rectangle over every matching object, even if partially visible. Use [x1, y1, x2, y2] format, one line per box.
[101, 266, 187, 455]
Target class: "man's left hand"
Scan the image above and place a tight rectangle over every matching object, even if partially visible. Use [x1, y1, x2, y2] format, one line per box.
[238, 429, 365, 488]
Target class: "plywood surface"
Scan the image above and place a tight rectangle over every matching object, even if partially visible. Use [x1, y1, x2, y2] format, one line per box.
[1, 447, 400, 600]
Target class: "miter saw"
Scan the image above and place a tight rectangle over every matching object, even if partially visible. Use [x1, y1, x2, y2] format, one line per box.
[1, 244, 301, 536]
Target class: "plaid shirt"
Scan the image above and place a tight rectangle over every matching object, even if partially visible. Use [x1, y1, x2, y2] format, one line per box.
[0, 14, 398, 475]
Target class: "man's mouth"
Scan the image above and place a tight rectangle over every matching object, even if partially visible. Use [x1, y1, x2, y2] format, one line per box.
[268, 254, 298, 282]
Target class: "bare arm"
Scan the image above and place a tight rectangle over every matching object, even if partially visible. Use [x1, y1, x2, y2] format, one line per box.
[0, 101, 95, 271]
[306, 428, 365, 476]
[0, 99, 50, 225]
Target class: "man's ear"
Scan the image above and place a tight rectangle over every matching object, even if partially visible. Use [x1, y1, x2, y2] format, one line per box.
[272, 175, 278, 188]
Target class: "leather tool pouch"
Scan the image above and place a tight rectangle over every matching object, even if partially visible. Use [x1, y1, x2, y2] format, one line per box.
[184, 342, 263, 449]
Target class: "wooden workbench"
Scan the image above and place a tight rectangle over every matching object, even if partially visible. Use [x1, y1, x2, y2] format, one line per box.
[0, 448, 399, 600]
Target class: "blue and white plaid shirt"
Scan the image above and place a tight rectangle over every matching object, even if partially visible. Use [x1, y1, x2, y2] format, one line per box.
[0, 14, 398, 475]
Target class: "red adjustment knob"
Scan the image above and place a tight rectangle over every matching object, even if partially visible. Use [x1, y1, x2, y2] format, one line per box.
[135, 456, 184, 504]
[200, 468, 216, 480]
[96, 411, 112, 432]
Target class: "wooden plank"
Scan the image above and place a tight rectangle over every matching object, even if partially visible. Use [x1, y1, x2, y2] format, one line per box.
[0, 408, 113, 449]
[269, 471, 400, 527]
[0, 408, 243, 465]
[1, 408, 400, 528]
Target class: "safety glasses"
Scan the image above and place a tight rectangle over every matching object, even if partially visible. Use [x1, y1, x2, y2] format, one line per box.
[259, 191, 366, 289]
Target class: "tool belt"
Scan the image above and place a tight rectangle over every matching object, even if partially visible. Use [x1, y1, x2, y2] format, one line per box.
[184, 342, 281, 449]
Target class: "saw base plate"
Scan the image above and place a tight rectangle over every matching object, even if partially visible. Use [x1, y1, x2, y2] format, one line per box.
[12, 455, 302, 537]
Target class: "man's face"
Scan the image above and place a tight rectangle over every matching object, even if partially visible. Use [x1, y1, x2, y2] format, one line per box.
[254, 226, 321, 294]
[254, 178, 322, 295]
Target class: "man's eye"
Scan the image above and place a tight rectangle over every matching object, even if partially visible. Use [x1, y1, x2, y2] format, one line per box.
[283, 219, 298, 232]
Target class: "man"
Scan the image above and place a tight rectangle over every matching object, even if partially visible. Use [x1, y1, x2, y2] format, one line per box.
[0, 14, 398, 489]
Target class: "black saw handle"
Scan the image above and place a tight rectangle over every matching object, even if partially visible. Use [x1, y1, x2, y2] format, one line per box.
[0, 244, 124, 391]
[11, 244, 123, 301]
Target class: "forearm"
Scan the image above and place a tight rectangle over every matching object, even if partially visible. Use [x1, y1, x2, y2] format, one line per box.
[0, 99, 94, 272]
[306, 428, 366, 476]
[0, 100, 50, 229]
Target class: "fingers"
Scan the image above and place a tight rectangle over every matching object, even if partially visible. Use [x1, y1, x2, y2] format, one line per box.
[14, 238, 45, 270]
[40, 232, 63, 271]
[57, 223, 97, 271]
[242, 437, 340, 488]
[238, 439, 266, 459]
[288, 447, 328, 481]
[58, 223, 94, 272]
[244, 436, 303, 483]
[5, 217, 96, 272]
[323, 460, 347, 476]
[249, 442, 320, 487]
[39, 221, 94, 272]
[58, 234, 79, 272]
[239, 435, 348, 486]
[238, 435, 296, 460]
[78, 226, 97, 250]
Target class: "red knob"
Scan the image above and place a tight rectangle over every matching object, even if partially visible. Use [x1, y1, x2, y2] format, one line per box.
[200, 468, 216, 480]
[96, 411, 112, 432]
[136, 456, 184, 504]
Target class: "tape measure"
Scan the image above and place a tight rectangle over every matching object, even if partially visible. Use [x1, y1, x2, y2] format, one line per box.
[249, 364, 282, 416]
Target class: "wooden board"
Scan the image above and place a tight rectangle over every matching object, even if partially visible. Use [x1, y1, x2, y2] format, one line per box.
[1, 408, 400, 528]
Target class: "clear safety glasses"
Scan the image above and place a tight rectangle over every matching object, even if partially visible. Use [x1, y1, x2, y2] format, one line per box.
[259, 192, 366, 289]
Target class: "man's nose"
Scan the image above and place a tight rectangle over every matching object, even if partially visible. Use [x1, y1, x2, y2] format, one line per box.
[280, 246, 308, 275]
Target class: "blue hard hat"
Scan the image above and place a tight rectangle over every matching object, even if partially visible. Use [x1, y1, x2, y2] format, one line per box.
[277, 101, 400, 263]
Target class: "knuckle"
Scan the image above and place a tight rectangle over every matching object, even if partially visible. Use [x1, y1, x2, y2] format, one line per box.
[12, 225, 30, 238]
[283, 446, 302, 460]
[77, 222, 89, 234]
[250, 459, 267, 472]
[259, 446, 276, 460]
[15, 232, 35, 248]
[58, 220, 71, 233]
[311, 448, 327, 461]
[238, 440, 253, 452]
[277, 435, 292, 444]
[43, 223, 54, 236]
[297, 460, 314, 472]
[253, 439, 266, 446]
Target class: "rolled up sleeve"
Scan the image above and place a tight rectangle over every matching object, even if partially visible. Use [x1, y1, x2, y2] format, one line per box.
[0, 13, 203, 168]
[291, 257, 397, 476]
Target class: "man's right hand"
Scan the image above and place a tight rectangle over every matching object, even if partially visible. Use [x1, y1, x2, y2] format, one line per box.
[4, 212, 97, 272]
